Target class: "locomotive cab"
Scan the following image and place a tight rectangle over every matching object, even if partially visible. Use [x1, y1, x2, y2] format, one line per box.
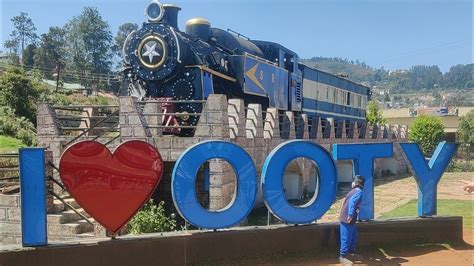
[251, 41, 303, 112]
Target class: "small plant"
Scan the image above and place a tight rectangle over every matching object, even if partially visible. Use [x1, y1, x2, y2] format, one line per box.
[129, 200, 176, 234]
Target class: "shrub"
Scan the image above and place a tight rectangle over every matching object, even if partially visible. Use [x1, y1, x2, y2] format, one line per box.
[0, 67, 43, 124]
[0, 107, 37, 146]
[408, 115, 444, 156]
[457, 110, 474, 161]
[129, 200, 176, 234]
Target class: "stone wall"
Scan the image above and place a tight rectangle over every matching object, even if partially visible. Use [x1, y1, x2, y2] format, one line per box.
[0, 195, 22, 245]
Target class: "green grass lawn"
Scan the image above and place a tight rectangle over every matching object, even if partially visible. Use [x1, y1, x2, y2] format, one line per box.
[0, 135, 26, 153]
[381, 199, 473, 228]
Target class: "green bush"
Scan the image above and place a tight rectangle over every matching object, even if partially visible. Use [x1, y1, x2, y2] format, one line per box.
[0, 107, 37, 146]
[0, 67, 44, 124]
[129, 200, 176, 234]
[408, 115, 444, 156]
[446, 160, 474, 172]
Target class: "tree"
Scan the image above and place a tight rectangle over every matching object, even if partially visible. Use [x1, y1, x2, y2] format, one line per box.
[8, 12, 38, 61]
[3, 39, 20, 64]
[384, 93, 391, 102]
[409, 115, 445, 156]
[115, 23, 138, 55]
[66, 7, 113, 84]
[457, 110, 474, 165]
[366, 100, 387, 125]
[443, 64, 474, 89]
[22, 43, 36, 67]
[0, 68, 41, 123]
[34, 26, 68, 78]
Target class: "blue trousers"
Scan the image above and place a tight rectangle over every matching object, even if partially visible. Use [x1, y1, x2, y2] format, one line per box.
[340, 222, 358, 256]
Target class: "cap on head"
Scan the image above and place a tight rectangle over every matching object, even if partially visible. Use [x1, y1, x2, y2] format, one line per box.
[353, 175, 365, 187]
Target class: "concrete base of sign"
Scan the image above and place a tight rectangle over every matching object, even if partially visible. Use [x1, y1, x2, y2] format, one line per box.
[0, 217, 463, 265]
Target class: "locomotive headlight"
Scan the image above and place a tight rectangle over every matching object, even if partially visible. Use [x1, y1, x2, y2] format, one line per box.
[145, 1, 165, 22]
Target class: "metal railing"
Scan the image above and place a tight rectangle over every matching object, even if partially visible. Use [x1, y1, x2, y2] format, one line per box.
[47, 161, 94, 226]
[53, 105, 120, 146]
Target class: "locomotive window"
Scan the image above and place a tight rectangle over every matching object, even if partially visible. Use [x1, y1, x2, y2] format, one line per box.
[284, 55, 294, 72]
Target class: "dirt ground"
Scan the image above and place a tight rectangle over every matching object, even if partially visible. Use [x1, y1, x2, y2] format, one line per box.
[262, 172, 474, 265]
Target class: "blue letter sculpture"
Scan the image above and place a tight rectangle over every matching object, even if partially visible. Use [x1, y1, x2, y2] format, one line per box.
[333, 143, 393, 220]
[261, 140, 338, 224]
[19, 148, 47, 246]
[172, 141, 257, 229]
[400, 142, 457, 216]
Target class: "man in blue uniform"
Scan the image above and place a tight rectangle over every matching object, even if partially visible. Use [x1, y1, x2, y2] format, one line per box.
[339, 175, 365, 264]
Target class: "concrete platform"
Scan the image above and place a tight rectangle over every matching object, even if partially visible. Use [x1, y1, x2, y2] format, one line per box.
[0, 216, 463, 266]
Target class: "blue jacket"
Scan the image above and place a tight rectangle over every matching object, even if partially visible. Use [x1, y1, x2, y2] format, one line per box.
[339, 186, 363, 224]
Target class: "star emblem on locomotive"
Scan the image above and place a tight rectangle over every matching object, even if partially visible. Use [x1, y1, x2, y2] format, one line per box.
[137, 35, 167, 69]
[142, 41, 161, 63]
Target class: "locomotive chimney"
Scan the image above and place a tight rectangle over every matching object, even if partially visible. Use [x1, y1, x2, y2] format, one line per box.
[163, 4, 181, 30]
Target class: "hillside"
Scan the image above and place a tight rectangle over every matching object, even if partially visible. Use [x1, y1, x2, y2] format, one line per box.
[301, 57, 473, 95]
[301, 57, 377, 85]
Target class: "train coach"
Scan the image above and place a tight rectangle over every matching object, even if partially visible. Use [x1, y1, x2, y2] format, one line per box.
[121, 1, 371, 136]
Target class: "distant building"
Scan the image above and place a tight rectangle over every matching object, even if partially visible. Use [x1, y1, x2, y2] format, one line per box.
[42, 79, 93, 95]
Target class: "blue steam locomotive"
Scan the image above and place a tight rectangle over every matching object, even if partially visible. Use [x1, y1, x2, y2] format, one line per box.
[122, 1, 371, 135]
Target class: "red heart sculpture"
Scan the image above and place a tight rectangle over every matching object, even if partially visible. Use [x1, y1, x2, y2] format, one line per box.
[59, 140, 163, 235]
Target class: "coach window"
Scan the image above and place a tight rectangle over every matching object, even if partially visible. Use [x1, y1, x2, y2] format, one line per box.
[326, 87, 329, 100]
[347, 92, 351, 106]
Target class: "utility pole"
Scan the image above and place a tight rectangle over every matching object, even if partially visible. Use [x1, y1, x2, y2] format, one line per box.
[55, 61, 61, 93]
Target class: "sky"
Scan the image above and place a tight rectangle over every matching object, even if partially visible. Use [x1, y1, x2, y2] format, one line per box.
[1, 0, 472, 72]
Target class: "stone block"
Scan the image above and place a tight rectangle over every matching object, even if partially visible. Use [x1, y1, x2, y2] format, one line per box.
[154, 137, 172, 149]
[194, 125, 212, 137]
[120, 126, 133, 138]
[133, 126, 147, 137]
[0, 208, 6, 221]
[205, 94, 228, 111]
[0, 222, 21, 235]
[119, 97, 136, 113]
[172, 137, 198, 149]
[207, 112, 225, 124]
[160, 150, 171, 162]
[0, 235, 17, 245]
[211, 125, 229, 138]
[119, 115, 126, 125]
[128, 115, 141, 125]
[228, 99, 246, 139]
[7, 208, 21, 221]
[263, 108, 280, 139]
[170, 149, 185, 161]
[0, 195, 19, 207]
